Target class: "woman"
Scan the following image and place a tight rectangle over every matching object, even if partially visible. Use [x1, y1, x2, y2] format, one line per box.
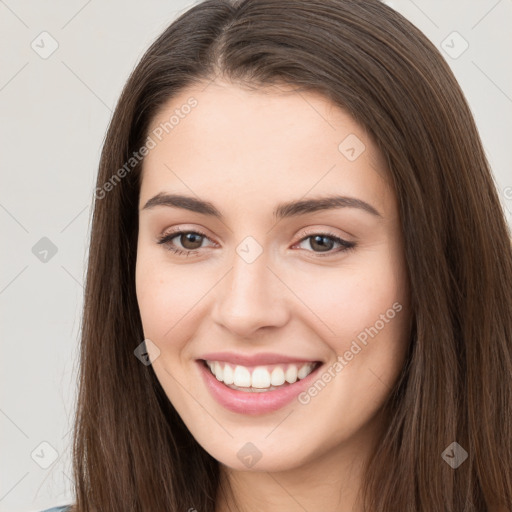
[44, 0, 512, 510]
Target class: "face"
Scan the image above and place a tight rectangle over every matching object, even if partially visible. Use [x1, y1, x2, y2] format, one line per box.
[135, 80, 410, 473]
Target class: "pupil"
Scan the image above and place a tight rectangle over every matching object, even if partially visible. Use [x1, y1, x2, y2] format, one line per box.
[312, 235, 332, 252]
[183, 233, 202, 249]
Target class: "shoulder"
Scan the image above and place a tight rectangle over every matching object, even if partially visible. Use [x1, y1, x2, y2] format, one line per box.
[40, 506, 72, 512]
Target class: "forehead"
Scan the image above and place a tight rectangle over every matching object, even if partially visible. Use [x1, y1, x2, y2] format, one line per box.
[140, 80, 394, 218]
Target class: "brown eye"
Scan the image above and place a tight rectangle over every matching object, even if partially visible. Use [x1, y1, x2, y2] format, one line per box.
[309, 235, 336, 252]
[176, 232, 204, 250]
[157, 229, 213, 256]
[295, 231, 356, 257]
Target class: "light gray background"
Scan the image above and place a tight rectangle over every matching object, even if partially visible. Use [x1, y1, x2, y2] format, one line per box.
[1, 1, 511, 511]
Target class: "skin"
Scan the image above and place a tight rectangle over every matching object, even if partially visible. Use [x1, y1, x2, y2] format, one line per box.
[135, 79, 410, 512]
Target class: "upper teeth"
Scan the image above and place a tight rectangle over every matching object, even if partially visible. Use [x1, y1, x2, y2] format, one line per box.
[206, 361, 317, 389]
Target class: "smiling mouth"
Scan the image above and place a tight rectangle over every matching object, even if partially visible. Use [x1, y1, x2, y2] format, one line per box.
[201, 359, 321, 392]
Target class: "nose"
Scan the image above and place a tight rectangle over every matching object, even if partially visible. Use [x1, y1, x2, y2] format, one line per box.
[210, 246, 290, 339]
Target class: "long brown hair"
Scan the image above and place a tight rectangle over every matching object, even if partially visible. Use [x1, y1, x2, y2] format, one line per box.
[70, 0, 512, 510]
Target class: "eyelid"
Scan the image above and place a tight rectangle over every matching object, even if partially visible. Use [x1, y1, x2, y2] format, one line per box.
[293, 228, 356, 256]
[157, 226, 356, 257]
[159, 225, 352, 242]
[157, 226, 216, 249]
[159, 225, 213, 241]
[295, 227, 353, 243]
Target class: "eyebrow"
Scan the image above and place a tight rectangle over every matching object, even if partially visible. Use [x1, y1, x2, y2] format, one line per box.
[141, 192, 382, 220]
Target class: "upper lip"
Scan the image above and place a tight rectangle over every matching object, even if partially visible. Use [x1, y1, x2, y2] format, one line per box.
[198, 352, 322, 366]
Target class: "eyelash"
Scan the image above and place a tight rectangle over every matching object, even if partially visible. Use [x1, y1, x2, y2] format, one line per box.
[157, 228, 356, 258]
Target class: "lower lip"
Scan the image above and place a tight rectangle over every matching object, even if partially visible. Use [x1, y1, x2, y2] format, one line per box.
[197, 360, 322, 415]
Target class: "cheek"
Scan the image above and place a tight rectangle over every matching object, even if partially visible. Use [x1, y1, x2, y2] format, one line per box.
[135, 250, 215, 353]
[135, 249, 183, 344]
[289, 259, 408, 443]
[292, 254, 406, 350]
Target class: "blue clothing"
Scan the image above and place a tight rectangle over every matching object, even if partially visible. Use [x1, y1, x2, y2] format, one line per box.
[41, 507, 71, 512]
